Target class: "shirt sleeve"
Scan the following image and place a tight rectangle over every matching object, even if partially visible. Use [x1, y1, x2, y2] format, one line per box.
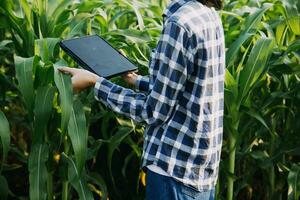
[135, 75, 150, 92]
[94, 21, 190, 126]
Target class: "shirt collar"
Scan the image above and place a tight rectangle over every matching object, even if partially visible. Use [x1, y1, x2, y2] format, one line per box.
[162, 0, 194, 21]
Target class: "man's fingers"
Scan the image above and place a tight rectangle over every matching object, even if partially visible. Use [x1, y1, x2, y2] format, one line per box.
[58, 67, 76, 75]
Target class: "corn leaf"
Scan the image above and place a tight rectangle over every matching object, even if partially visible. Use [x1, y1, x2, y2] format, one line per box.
[14, 56, 37, 116]
[0, 175, 8, 200]
[29, 144, 49, 200]
[0, 111, 10, 171]
[282, 0, 300, 35]
[53, 60, 73, 133]
[226, 33, 253, 67]
[107, 29, 151, 43]
[33, 86, 55, 144]
[87, 172, 108, 200]
[288, 164, 300, 200]
[19, 0, 33, 27]
[68, 100, 87, 176]
[107, 127, 133, 187]
[242, 3, 273, 34]
[239, 38, 274, 104]
[62, 153, 93, 200]
[226, 4, 272, 67]
[34, 38, 60, 62]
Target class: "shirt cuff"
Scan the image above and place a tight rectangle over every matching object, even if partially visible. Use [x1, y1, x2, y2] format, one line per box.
[94, 77, 114, 105]
[135, 75, 150, 92]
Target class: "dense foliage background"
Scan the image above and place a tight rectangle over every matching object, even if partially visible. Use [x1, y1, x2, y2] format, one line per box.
[0, 0, 299, 199]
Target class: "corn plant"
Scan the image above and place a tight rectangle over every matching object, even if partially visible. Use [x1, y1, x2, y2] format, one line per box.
[0, 0, 165, 199]
[219, 0, 300, 199]
[0, 0, 299, 199]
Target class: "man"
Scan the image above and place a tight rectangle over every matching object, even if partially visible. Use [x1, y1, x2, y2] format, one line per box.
[59, 0, 225, 199]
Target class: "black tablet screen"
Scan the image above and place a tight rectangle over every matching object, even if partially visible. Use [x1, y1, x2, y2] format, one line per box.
[60, 35, 138, 78]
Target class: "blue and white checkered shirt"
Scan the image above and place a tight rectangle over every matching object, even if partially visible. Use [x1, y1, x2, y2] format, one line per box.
[94, 0, 225, 191]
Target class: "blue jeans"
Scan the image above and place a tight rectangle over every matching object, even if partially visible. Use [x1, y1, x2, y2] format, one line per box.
[146, 169, 215, 200]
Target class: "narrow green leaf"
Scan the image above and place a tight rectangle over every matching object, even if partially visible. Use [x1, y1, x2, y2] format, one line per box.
[275, 21, 287, 46]
[87, 172, 108, 200]
[224, 69, 238, 114]
[19, 0, 33, 26]
[14, 56, 37, 116]
[33, 86, 55, 144]
[68, 100, 87, 176]
[124, 0, 145, 30]
[107, 29, 151, 43]
[29, 144, 49, 200]
[34, 38, 60, 62]
[282, 0, 300, 35]
[239, 38, 274, 103]
[243, 109, 274, 136]
[226, 4, 272, 67]
[107, 127, 133, 187]
[226, 33, 254, 67]
[242, 3, 273, 34]
[53, 60, 73, 133]
[288, 164, 300, 200]
[76, 1, 102, 13]
[0, 175, 9, 200]
[0, 111, 10, 171]
[62, 153, 93, 200]
[0, 40, 12, 51]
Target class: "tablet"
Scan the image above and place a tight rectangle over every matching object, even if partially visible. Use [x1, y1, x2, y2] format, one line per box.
[59, 35, 138, 78]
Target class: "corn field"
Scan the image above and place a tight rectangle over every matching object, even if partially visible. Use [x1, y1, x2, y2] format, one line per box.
[0, 0, 299, 199]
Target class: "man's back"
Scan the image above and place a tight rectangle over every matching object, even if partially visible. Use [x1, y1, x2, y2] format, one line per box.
[141, 0, 225, 192]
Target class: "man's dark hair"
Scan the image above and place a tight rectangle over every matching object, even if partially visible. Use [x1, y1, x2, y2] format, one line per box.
[197, 0, 223, 10]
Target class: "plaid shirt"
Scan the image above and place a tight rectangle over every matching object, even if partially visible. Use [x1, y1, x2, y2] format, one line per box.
[94, 0, 225, 191]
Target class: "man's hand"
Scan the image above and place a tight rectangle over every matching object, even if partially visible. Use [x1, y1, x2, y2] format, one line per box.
[122, 71, 138, 86]
[58, 67, 100, 93]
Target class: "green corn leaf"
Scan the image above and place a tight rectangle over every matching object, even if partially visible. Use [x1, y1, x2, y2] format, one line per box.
[243, 109, 275, 137]
[48, 0, 72, 20]
[239, 37, 274, 104]
[0, 111, 10, 172]
[87, 172, 108, 200]
[107, 29, 151, 43]
[53, 60, 73, 133]
[107, 127, 133, 187]
[285, 39, 300, 55]
[282, 0, 300, 35]
[122, 0, 145, 30]
[275, 21, 287, 46]
[226, 33, 254, 67]
[131, 1, 145, 30]
[14, 56, 38, 116]
[224, 69, 238, 113]
[34, 38, 60, 62]
[67, 18, 88, 38]
[288, 164, 300, 200]
[0, 40, 12, 51]
[33, 86, 55, 144]
[68, 100, 87, 176]
[226, 4, 272, 67]
[34, 62, 54, 87]
[0, 175, 9, 200]
[29, 144, 49, 200]
[108, 10, 130, 27]
[76, 1, 103, 13]
[62, 153, 93, 200]
[242, 3, 273, 34]
[19, 0, 33, 27]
